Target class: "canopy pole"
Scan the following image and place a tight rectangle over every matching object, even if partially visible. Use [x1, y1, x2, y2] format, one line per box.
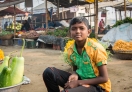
[21, 16, 22, 23]
[65, 11, 67, 19]
[57, 0, 60, 20]
[45, 0, 48, 31]
[119, 10, 122, 20]
[94, 1, 96, 31]
[105, 7, 107, 25]
[62, 7, 64, 19]
[30, 7, 33, 30]
[115, 9, 117, 21]
[13, 4, 16, 38]
[124, 0, 126, 18]
[88, 5, 90, 25]
[130, 10, 131, 17]
[42, 14, 44, 28]
[89, 4, 91, 26]
[95, 0, 98, 39]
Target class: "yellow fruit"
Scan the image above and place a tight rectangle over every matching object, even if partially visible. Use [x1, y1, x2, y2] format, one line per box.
[113, 40, 132, 51]
[0, 49, 4, 61]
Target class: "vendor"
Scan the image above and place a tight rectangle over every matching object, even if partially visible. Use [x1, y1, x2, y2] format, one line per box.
[4, 21, 8, 30]
[99, 19, 105, 34]
[21, 20, 31, 31]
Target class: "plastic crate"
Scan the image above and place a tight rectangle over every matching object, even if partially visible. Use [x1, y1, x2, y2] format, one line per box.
[25, 39, 37, 48]
[1, 39, 13, 46]
[13, 38, 23, 46]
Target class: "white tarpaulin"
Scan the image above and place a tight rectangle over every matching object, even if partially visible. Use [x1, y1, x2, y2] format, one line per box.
[101, 23, 132, 46]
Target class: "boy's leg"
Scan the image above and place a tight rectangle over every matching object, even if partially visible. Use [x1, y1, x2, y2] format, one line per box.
[43, 67, 71, 92]
[61, 85, 104, 92]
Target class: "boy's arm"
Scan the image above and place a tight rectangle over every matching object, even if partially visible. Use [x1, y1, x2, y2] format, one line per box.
[72, 65, 77, 71]
[69, 65, 77, 74]
[78, 65, 108, 85]
[67, 65, 78, 82]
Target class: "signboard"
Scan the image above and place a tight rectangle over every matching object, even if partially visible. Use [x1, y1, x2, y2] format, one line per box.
[70, 6, 79, 12]
[101, 11, 106, 17]
[25, 0, 33, 7]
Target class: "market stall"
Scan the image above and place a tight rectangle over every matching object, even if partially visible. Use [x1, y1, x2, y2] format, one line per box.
[36, 27, 68, 50]
[0, 6, 27, 46]
[101, 17, 132, 60]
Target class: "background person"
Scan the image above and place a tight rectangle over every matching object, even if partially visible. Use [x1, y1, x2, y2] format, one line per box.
[21, 20, 31, 31]
[99, 19, 105, 34]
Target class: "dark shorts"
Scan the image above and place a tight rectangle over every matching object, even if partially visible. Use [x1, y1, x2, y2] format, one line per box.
[43, 67, 104, 92]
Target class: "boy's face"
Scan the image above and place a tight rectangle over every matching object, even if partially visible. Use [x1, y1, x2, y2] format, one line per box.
[70, 22, 91, 41]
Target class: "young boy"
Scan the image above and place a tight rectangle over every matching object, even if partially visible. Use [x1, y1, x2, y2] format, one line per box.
[43, 17, 111, 92]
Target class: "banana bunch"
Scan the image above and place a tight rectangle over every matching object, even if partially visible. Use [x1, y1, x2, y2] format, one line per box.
[6, 23, 22, 31]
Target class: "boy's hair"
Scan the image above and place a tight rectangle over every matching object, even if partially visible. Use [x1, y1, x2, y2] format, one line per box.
[69, 17, 89, 29]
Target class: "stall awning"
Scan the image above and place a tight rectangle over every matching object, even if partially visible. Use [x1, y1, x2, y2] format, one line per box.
[47, 0, 90, 8]
[113, 4, 132, 11]
[0, 0, 25, 8]
[0, 7, 26, 17]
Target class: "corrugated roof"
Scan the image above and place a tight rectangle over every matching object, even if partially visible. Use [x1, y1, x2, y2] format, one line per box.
[0, 7, 8, 11]
[33, 1, 56, 10]
[112, 0, 132, 10]
[0, 0, 24, 8]
[83, 0, 125, 8]
[0, 6, 26, 17]
[32, 1, 69, 14]
[47, 0, 90, 8]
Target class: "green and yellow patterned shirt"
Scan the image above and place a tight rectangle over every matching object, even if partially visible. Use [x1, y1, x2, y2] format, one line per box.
[67, 38, 111, 92]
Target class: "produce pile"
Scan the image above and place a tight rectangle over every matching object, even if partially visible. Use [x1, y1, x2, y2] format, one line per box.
[113, 40, 132, 51]
[46, 27, 69, 37]
[0, 39, 25, 88]
[0, 31, 13, 36]
[113, 17, 132, 27]
[6, 22, 22, 32]
[0, 31, 13, 40]
[19, 30, 40, 39]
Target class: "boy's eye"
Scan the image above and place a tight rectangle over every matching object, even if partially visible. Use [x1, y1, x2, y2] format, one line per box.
[80, 27, 84, 30]
[71, 28, 76, 31]
[71, 27, 85, 31]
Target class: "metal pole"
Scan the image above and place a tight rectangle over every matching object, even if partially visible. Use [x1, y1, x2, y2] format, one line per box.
[105, 7, 107, 25]
[130, 11, 131, 17]
[120, 10, 122, 20]
[115, 9, 117, 21]
[89, 4, 91, 26]
[94, 1, 96, 30]
[88, 5, 90, 24]
[57, 0, 60, 20]
[95, 0, 98, 39]
[62, 7, 64, 19]
[13, 5, 16, 38]
[124, 0, 126, 18]
[31, 7, 33, 30]
[65, 11, 67, 19]
[21, 16, 22, 23]
[42, 15, 44, 28]
[45, 0, 48, 31]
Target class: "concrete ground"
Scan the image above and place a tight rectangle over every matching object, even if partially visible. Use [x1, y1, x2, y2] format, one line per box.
[0, 45, 132, 92]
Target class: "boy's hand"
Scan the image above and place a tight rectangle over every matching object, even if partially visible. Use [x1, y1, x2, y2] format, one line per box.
[64, 80, 79, 89]
[64, 74, 79, 89]
[68, 73, 78, 82]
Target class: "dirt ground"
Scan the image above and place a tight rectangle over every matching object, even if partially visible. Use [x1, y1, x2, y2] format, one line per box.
[0, 45, 132, 92]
